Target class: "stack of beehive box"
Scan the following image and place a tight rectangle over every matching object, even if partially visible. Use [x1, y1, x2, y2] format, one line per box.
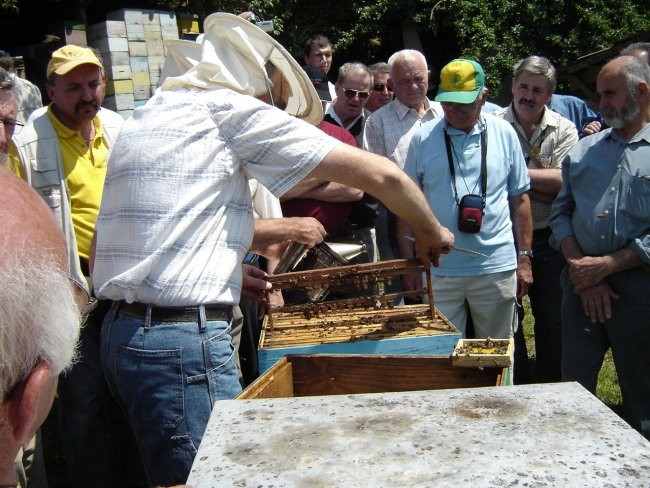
[88, 9, 178, 119]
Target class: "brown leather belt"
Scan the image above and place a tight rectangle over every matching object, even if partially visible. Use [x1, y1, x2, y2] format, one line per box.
[117, 301, 232, 323]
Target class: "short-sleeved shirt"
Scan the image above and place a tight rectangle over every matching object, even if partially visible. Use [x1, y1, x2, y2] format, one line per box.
[405, 115, 530, 276]
[492, 104, 578, 229]
[363, 97, 441, 168]
[93, 88, 339, 305]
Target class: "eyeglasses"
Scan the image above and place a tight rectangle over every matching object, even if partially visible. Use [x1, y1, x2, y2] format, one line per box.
[343, 88, 370, 100]
[372, 83, 393, 93]
[440, 100, 480, 114]
[0, 117, 23, 135]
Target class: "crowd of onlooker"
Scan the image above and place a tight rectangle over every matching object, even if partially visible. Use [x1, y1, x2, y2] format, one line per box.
[1, 10, 649, 487]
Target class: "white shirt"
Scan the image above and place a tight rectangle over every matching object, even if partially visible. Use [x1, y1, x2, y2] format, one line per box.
[363, 98, 442, 169]
[94, 88, 338, 305]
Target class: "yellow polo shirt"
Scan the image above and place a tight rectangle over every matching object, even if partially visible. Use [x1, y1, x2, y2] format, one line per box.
[9, 107, 109, 260]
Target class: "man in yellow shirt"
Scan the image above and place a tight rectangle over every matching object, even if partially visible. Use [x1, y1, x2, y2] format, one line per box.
[9, 45, 142, 487]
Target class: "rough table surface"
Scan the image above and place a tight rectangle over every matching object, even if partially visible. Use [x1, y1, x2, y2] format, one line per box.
[188, 382, 650, 487]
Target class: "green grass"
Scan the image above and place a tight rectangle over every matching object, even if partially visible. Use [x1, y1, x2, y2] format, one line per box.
[520, 296, 622, 410]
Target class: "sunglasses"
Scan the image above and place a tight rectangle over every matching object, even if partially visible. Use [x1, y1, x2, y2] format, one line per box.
[343, 88, 370, 100]
[372, 83, 393, 93]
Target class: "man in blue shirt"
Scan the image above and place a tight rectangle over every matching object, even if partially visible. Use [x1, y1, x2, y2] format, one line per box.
[550, 55, 650, 440]
[398, 59, 533, 339]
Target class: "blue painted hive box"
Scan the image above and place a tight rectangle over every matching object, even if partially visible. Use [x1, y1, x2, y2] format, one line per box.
[258, 259, 461, 374]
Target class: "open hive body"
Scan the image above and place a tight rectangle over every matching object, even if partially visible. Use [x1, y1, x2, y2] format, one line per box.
[258, 259, 462, 373]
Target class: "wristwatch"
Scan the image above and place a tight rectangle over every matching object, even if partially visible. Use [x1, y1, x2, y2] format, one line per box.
[518, 250, 533, 258]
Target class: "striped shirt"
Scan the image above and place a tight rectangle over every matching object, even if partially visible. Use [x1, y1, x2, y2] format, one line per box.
[93, 88, 338, 306]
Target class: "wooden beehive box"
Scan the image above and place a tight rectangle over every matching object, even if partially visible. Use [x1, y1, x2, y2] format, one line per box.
[238, 354, 509, 399]
[258, 259, 461, 374]
[451, 338, 515, 368]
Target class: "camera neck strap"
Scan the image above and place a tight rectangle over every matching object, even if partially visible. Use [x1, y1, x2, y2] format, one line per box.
[444, 126, 487, 209]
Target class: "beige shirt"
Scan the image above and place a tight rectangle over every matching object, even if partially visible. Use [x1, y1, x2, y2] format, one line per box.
[492, 105, 578, 229]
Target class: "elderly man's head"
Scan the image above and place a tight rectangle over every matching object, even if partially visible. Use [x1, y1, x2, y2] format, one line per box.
[333, 62, 372, 125]
[388, 50, 429, 110]
[0, 168, 80, 477]
[366, 62, 393, 112]
[45, 45, 105, 130]
[511, 56, 556, 123]
[436, 59, 488, 133]
[0, 67, 18, 158]
[597, 55, 650, 133]
[620, 42, 650, 67]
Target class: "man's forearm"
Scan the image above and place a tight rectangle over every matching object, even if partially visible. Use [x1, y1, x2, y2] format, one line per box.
[509, 193, 533, 251]
[528, 168, 562, 201]
[311, 144, 444, 236]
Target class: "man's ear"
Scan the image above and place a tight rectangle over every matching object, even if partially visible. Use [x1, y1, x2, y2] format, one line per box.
[7, 362, 56, 445]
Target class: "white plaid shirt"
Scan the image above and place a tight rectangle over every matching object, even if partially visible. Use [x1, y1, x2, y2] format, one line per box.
[94, 88, 338, 306]
[363, 98, 442, 168]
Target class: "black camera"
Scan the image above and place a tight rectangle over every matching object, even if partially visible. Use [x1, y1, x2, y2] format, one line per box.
[458, 194, 483, 234]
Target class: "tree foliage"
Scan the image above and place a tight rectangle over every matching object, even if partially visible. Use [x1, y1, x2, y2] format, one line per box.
[3, 0, 648, 96]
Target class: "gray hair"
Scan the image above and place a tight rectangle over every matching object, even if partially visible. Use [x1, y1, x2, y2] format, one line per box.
[0, 248, 80, 402]
[368, 62, 389, 77]
[619, 55, 650, 98]
[387, 50, 427, 77]
[513, 55, 556, 93]
[0, 67, 14, 91]
[620, 42, 650, 63]
[336, 62, 372, 85]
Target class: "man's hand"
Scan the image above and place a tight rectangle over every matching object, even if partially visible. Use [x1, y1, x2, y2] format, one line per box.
[241, 264, 271, 302]
[582, 120, 601, 137]
[413, 225, 455, 268]
[578, 281, 619, 323]
[568, 255, 609, 293]
[516, 257, 533, 298]
[288, 217, 327, 248]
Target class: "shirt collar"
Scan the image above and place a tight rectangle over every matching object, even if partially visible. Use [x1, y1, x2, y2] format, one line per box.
[326, 103, 363, 130]
[604, 122, 650, 145]
[46, 105, 103, 141]
[392, 97, 435, 121]
[505, 103, 558, 131]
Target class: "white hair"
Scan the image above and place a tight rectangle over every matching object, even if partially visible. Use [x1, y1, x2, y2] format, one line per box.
[0, 251, 80, 401]
[387, 49, 427, 77]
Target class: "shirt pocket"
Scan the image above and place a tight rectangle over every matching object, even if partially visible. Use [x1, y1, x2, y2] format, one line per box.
[619, 169, 650, 226]
[30, 157, 62, 209]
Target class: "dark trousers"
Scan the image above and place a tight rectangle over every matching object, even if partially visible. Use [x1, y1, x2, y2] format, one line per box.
[57, 300, 147, 487]
[514, 229, 565, 384]
[561, 266, 650, 440]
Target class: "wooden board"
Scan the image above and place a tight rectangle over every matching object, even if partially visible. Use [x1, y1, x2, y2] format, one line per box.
[451, 338, 514, 367]
[239, 354, 507, 399]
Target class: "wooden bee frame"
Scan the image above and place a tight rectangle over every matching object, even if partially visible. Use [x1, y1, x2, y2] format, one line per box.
[258, 259, 460, 374]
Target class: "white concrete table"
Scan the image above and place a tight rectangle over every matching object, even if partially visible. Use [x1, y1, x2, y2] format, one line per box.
[188, 382, 650, 487]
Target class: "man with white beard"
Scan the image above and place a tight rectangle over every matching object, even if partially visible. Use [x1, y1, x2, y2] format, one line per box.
[550, 55, 650, 440]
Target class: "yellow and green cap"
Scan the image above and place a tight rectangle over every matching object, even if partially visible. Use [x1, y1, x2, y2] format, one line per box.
[435, 59, 485, 104]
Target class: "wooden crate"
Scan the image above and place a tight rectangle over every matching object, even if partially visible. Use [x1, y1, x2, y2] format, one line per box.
[239, 354, 508, 399]
[452, 338, 514, 367]
[258, 259, 461, 373]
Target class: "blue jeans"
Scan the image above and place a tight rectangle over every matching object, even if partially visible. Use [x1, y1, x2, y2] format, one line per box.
[100, 302, 242, 486]
[561, 266, 650, 440]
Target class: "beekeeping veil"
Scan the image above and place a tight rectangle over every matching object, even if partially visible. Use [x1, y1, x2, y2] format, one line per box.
[158, 12, 323, 125]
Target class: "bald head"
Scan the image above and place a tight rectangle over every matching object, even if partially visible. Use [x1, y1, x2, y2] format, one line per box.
[597, 55, 650, 138]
